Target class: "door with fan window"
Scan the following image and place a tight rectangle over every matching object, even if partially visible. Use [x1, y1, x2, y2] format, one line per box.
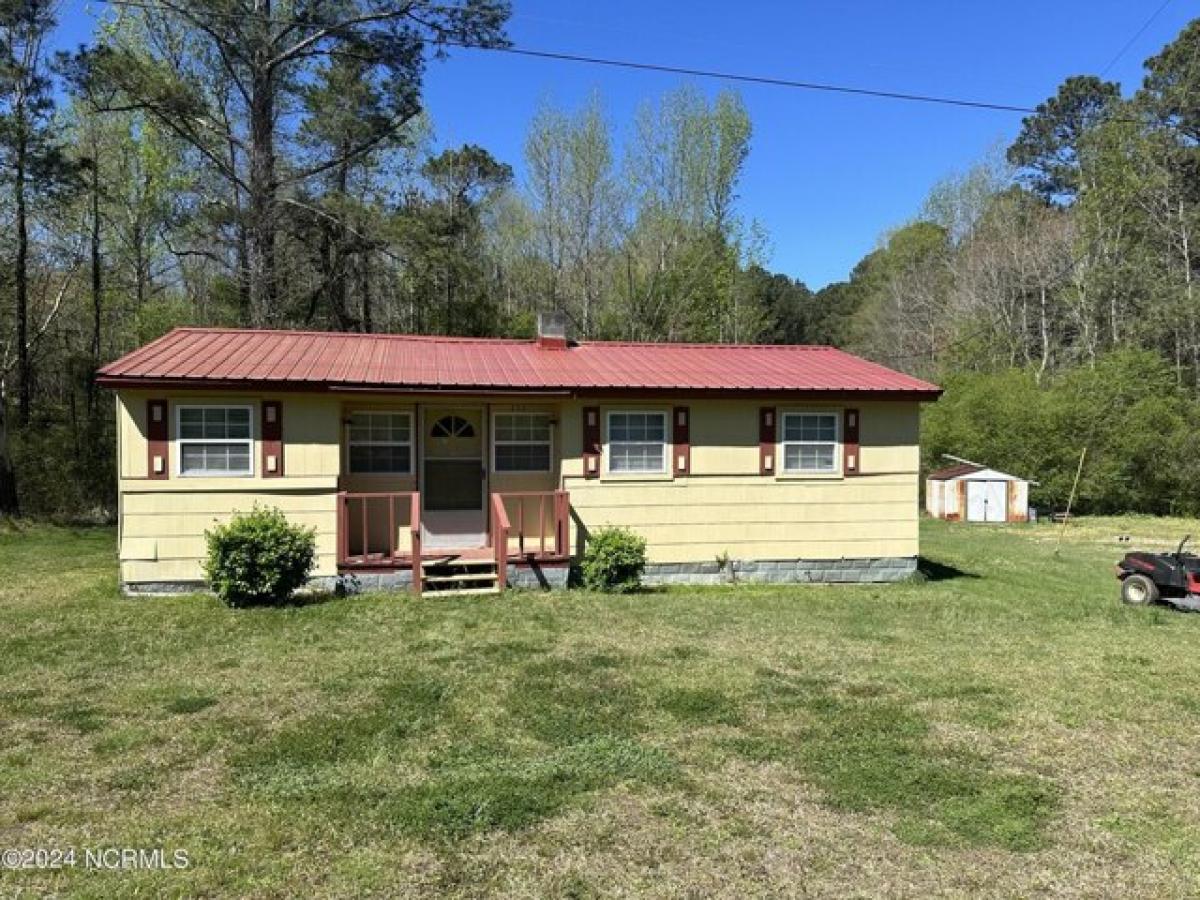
[421, 407, 486, 548]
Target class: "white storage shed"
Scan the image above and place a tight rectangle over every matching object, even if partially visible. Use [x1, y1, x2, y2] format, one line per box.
[925, 461, 1032, 523]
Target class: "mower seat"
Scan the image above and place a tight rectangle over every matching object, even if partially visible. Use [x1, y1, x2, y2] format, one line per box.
[1179, 554, 1200, 574]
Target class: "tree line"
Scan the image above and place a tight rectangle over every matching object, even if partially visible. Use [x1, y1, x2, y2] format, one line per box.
[833, 19, 1200, 514]
[4, 3, 1200, 518]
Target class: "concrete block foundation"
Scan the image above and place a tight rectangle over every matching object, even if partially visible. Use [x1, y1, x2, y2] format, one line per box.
[123, 557, 915, 596]
[642, 556, 918, 586]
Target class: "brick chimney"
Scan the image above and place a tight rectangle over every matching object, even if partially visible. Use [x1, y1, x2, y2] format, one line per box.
[537, 311, 569, 350]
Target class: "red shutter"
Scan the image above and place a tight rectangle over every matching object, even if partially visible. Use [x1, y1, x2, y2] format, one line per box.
[759, 407, 776, 476]
[582, 406, 601, 479]
[147, 399, 168, 479]
[673, 406, 690, 476]
[262, 400, 283, 477]
[843, 408, 860, 475]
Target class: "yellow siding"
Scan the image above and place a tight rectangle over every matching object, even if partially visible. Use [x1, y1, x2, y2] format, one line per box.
[282, 395, 342, 476]
[560, 398, 921, 563]
[116, 389, 343, 584]
[115, 388, 923, 584]
[337, 399, 416, 500]
[859, 401, 920, 474]
[119, 486, 339, 582]
[482, 402, 560, 552]
[488, 400, 560, 493]
[565, 474, 918, 562]
[559, 403, 585, 479]
[118, 390, 340, 479]
[689, 402, 757, 474]
[118, 392, 147, 478]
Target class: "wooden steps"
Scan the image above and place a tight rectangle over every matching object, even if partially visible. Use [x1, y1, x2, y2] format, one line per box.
[423, 572, 497, 584]
[426, 585, 500, 596]
[419, 555, 501, 596]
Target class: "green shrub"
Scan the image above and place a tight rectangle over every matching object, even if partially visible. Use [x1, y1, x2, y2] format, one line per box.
[204, 507, 316, 608]
[580, 527, 647, 593]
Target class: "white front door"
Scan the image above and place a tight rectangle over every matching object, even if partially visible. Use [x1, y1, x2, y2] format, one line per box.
[421, 407, 487, 549]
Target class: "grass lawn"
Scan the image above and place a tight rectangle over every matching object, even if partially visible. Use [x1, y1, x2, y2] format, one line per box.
[3, 518, 1200, 897]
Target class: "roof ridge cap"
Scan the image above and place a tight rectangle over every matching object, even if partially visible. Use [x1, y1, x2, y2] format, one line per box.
[579, 339, 835, 350]
[162, 328, 849, 353]
[162, 326, 532, 345]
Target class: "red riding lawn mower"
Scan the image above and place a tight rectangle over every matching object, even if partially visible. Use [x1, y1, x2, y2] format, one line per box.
[1117, 535, 1200, 611]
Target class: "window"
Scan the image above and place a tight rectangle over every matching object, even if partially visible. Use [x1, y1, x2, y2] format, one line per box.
[178, 405, 252, 476]
[607, 411, 667, 474]
[430, 415, 475, 438]
[781, 412, 839, 473]
[494, 412, 552, 472]
[348, 411, 412, 474]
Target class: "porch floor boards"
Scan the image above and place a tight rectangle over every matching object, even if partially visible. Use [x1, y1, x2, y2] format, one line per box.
[338, 548, 568, 572]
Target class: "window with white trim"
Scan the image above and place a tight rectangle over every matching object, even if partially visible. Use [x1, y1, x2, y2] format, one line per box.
[347, 411, 412, 474]
[178, 405, 253, 476]
[781, 412, 839, 473]
[607, 411, 667, 474]
[494, 412, 552, 472]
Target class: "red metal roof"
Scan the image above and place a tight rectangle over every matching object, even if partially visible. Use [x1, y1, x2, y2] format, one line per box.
[96, 328, 942, 397]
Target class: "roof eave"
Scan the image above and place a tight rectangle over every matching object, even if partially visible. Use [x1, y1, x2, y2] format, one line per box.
[94, 374, 942, 400]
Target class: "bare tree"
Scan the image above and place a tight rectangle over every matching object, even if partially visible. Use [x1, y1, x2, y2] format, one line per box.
[85, 0, 508, 323]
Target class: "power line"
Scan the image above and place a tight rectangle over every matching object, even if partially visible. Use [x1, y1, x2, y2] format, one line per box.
[436, 40, 1040, 115]
[437, 42, 1191, 132]
[96, 0, 1199, 128]
[1100, 0, 1175, 76]
[98, 0, 1039, 116]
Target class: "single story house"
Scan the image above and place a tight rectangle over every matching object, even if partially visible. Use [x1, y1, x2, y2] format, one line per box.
[925, 461, 1032, 523]
[96, 317, 942, 594]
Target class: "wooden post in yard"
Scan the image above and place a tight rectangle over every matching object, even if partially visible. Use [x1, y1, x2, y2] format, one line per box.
[1055, 447, 1087, 556]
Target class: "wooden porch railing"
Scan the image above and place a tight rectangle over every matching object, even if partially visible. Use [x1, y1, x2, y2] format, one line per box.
[491, 490, 570, 563]
[337, 491, 422, 595]
[490, 493, 510, 591]
[338, 489, 568, 596]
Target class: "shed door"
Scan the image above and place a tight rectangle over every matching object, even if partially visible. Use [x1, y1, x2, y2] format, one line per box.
[984, 480, 1007, 522]
[967, 481, 1006, 522]
[966, 481, 986, 521]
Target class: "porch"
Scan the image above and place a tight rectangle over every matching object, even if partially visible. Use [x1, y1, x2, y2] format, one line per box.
[336, 489, 570, 595]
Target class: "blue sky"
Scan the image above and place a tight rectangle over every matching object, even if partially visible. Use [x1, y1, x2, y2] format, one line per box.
[57, 0, 1195, 288]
